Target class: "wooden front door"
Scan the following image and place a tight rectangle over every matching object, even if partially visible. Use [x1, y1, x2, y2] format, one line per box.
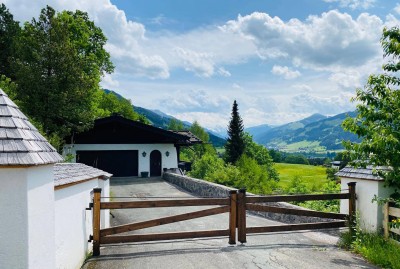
[150, 150, 162, 176]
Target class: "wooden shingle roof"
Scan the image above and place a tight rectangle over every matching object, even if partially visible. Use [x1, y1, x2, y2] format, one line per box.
[0, 89, 63, 166]
[54, 163, 112, 188]
[335, 166, 390, 181]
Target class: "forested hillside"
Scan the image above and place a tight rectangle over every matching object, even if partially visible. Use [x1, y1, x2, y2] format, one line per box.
[249, 112, 359, 153]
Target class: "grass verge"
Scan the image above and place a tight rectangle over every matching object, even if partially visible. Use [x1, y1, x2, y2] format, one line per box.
[339, 231, 400, 269]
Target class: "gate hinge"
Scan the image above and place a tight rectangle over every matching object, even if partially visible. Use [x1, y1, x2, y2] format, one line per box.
[85, 202, 93, 210]
[88, 235, 93, 242]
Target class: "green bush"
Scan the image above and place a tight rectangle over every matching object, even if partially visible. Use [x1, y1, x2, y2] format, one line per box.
[339, 231, 400, 269]
[235, 154, 277, 194]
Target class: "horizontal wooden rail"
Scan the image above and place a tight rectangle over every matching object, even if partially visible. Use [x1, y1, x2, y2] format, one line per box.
[101, 198, 229, 209]
[246, 193, 350, 203]
[384, 203, 400, 238]
[246, 221, 346, 234]
[246, 204, 347, 220]
[101, 229, 230, 244]
[101, 206, 230, 236]
[389, 206, 400, 218]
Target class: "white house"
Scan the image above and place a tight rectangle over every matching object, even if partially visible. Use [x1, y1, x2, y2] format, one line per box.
[337, 166, 394, 232]
[0, 88, 112, 269]
[0, 88, 63, 269]
[64, 115, 202, 177]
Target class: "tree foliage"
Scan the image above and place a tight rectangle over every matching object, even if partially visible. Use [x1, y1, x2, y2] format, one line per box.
[11, 6, 114, 139]
[0, 4, 19, 79]
[180, 121, 215, 162]
[343, 27, 400, 192]
[167, 118, 185, 131]
[225, 100, 245, 164]
[94, 90, 148, 123]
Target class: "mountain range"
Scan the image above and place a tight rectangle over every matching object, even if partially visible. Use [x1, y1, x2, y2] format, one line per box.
[105, 89, 359, 154]
[246, 112, 359, 154]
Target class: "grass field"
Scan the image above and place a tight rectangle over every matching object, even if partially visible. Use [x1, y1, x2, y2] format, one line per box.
[274, 163, 328, 191]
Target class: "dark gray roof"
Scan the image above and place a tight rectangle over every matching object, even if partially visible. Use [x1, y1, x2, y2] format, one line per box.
[335, 166, 390, 181]
[0, 89, 63, 166]
[171, 130, 203, 144]
[54, 163, 112, 187]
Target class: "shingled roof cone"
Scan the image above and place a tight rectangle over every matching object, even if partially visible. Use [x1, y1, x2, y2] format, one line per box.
[0, 88, 63, 165]
[0, 88, 61, 269]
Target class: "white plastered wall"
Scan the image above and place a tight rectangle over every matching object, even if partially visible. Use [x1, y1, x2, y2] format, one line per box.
[55, 177, 110, 269]
[0, 165, 55, 269]
[340, 177, 394, 232]
[65, 144, 179, 176]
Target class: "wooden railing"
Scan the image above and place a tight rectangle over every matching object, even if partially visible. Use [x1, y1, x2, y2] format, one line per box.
[383, 202, 400, 239]
[89, 182, 356, 256]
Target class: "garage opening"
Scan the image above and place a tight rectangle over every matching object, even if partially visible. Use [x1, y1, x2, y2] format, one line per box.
[76, 150, 138, 177]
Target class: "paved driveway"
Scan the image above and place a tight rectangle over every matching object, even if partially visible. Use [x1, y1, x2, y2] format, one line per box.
[82, 177, 375, 269]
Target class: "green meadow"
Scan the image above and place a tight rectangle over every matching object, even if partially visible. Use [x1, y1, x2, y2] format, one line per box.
[274, 163, 328, 190]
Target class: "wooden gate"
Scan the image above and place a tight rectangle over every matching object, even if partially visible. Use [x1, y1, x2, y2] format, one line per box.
[90, 189, 238, 256]
[236, 182, 356, 243]
[89, 182, 356, 256]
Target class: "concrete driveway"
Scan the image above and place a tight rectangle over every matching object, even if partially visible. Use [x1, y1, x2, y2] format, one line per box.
[82, 177, 376, 269]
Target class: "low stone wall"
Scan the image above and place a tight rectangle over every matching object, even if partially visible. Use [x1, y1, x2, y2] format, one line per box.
[163, 172, 236, 198]
[163, 172, 338, 225]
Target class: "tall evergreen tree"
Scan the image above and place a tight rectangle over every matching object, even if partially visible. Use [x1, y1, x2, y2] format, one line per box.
[225, 100, 245, 164]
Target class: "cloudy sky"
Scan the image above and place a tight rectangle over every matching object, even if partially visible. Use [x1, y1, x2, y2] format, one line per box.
[3, 0, 400, 135]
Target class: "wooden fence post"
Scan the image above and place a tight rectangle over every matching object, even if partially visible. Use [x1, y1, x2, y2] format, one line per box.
[229, 190, 237, 245]
[93, 188, 102, 256]
[238, 188, 247, 244]
[383, 202, 389, 239]
[348, 182, 356, 236]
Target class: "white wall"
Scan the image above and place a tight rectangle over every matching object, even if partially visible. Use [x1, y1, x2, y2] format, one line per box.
[65, 143, 179, 176]
[0, 168, 29, 269]
[55, 178, 109, 269]
[27, 165, 56, 269]
[0, 165, 55, 269]
[340, 178, 394, 232]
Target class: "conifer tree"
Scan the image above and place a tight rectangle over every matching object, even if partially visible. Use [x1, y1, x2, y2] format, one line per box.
[225, 100, 245, 164]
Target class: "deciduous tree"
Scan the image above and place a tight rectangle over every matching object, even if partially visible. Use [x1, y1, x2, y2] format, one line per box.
[12, 6, 114, 140]
[343, 26, 400, 192]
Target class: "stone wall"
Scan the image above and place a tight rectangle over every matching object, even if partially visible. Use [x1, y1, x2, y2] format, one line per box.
[163, 172, 339, 225]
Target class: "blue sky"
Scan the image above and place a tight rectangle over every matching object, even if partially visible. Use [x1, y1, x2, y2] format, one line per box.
[3, 0, 400, 135]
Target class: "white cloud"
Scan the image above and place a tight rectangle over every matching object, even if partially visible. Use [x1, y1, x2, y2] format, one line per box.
[223, 11, 383, 73]
[100, 73, 119, 89]
[323, 0, 375, 9]
[217, 67, 231, 77]
[173, 112, 229, 134]
[395, 4, 400, 15]
[271, 65, 301, 79]
[159, 89, 231, 113]
[174, 47, 215, 77]
[290, 91, 355, 114]
[329, 71, 363, 89]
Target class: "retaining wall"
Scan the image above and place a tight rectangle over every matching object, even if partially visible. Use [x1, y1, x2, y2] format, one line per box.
[163, 172, 337, 224]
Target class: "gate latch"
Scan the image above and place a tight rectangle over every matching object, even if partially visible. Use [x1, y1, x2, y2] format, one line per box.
[88, 235, 93, 242]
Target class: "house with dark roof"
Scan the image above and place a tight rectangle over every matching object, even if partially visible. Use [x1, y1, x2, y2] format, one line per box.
[64, 115, 202, 177]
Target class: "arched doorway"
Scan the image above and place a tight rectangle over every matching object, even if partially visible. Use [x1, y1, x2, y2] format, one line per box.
[150, 150, 162, 177]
